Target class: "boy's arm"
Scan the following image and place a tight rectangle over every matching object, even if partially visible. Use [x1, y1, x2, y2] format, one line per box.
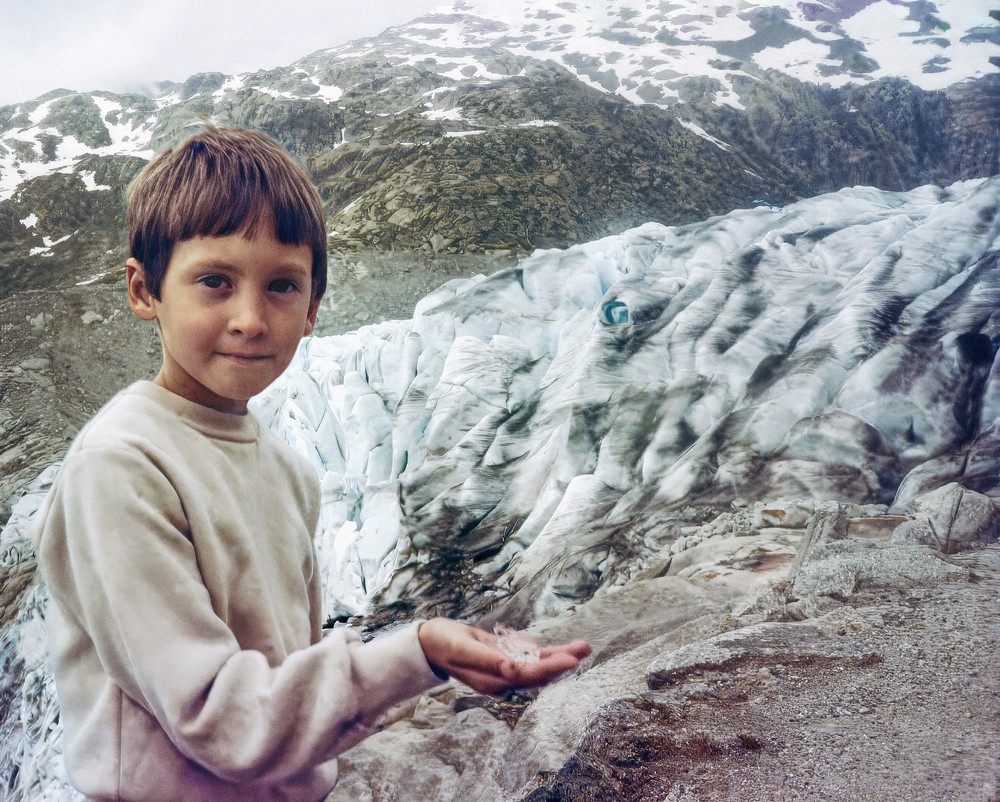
[38, 447, 439, 785]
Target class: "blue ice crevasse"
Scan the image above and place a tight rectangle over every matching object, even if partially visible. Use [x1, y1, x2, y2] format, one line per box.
[601, 299, 630, 325]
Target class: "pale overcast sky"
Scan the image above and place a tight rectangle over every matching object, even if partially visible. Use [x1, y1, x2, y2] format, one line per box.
[0, 0, 446, 106]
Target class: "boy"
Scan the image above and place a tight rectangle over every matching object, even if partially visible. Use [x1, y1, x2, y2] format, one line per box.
[33, 125, 589, 801]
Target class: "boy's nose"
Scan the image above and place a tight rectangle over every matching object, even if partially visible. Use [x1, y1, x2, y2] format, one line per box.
[228, 294, 269, 337]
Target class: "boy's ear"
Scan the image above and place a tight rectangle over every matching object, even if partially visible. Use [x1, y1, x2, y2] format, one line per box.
[303, 297, 320, 337]
[126, 258, 158, 321]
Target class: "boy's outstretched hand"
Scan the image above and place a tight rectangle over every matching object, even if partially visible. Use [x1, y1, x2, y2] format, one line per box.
[417, 617, 591, 695]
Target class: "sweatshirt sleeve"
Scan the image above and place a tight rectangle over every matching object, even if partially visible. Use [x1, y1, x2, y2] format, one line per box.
[37, 445, 441, 785]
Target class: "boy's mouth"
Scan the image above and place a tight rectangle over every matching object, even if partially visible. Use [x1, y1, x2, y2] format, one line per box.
[220, 352, 272, 363]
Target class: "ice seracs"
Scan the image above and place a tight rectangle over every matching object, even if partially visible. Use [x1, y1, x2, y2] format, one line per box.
[250, 176, 1000, 618]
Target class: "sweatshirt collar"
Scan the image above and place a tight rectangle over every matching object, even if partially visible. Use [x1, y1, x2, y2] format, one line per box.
[131, 381, 261, 443]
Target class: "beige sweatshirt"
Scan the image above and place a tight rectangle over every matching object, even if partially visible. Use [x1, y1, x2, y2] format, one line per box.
[34, 381, 439, 801]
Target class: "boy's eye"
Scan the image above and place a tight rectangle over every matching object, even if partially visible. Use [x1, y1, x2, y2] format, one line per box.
[270, 279, 299, 294]
[199, 275, 229, 289]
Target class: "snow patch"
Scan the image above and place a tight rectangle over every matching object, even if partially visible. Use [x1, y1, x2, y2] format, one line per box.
[29, 231, 75, 256]
[77, 271, 114, 286]
[215, 75, 248, 96]
[78, 171, 111, 191]
[311, 83, 344, 103]
[678, 119, 733, 152]
[423, 106, 464, 121]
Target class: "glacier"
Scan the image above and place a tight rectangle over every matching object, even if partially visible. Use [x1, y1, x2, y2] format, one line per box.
[249, 176, 1000, 619]
[1, 177, 998, 800]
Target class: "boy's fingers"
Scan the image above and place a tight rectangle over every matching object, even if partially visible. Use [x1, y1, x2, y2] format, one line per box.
[539, 640, 592, 660]
[500, 652, 581, 685]
[455, 638, 591, 684]
[458, 652, 579, 694]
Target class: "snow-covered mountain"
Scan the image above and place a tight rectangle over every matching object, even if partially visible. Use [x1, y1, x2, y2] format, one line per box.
[316, 0, 997, 104]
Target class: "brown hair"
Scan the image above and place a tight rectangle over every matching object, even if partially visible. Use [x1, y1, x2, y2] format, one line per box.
[126, 125, 327, 300]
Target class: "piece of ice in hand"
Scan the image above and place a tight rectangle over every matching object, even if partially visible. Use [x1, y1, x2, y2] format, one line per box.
[493, 624, 540, 664]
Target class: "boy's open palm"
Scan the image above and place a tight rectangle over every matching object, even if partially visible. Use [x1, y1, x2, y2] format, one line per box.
[417, 618, 591, 695]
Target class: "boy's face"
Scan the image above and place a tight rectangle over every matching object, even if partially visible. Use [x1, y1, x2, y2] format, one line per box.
[126, 230, 319, 414]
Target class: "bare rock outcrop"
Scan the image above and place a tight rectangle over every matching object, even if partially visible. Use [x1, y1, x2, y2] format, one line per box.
[325, 499, 999, 802]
